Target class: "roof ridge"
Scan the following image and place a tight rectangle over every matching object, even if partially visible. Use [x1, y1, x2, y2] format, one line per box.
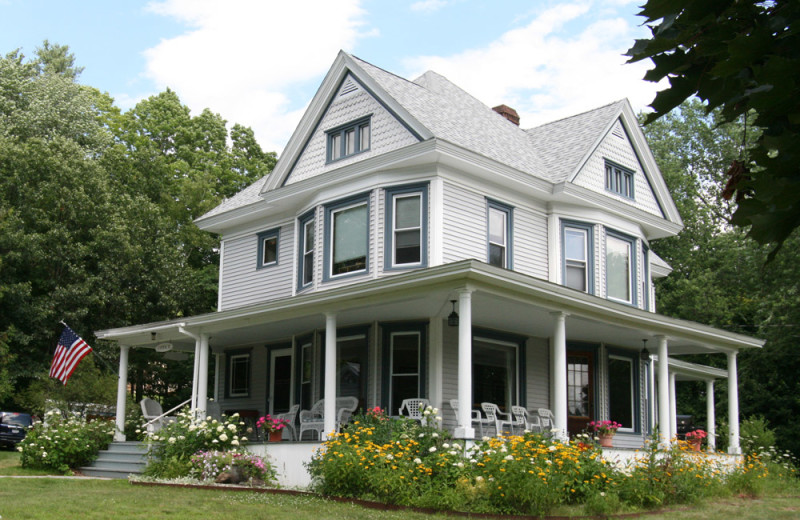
[527, 99, 625, 132]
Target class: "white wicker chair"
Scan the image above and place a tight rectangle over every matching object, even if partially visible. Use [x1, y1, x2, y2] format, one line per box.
[140, 398, 176, 433]
[298, 399, 325, 440]
[275, 404, 300, 441]
[537, 408, 556, 436]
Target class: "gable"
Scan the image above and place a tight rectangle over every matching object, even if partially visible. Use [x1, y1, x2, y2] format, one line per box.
[571, 119, 664, 218]
[284, 73, 420, 186]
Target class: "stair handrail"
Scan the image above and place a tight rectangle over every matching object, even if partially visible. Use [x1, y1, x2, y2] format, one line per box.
[142, 398, 191, 429]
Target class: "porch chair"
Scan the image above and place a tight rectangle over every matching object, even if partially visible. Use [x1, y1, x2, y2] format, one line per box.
[205, 400, 222, 421]
[481, 402, 515, 437]
[537, 408, 556, 435]
[335, 396, 359, 429]
[139, 398, 176, 433]
[449, 399, 490, 438]
[275, 404, 300, 441]
[511, 405, 542, 434]
[298, 399, 325, 440]
[398, 398, 430, 425]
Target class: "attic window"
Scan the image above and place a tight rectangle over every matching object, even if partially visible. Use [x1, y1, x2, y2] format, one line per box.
[327, 116, 371, 163]
[605, 160, 634, 200]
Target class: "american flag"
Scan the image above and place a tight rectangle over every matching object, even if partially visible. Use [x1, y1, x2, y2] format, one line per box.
[49, 325, 92, 385]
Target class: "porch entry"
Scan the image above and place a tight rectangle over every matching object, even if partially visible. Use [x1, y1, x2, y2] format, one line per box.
[269, 348, 293, 415]
[471, 333, 525, 414]
[567, 350, 594, 435]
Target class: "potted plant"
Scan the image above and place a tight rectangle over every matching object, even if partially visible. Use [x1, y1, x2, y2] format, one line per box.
[685, 429, 707, 451]
[588, 420, 622, 447]
[256, 415, 290, 442]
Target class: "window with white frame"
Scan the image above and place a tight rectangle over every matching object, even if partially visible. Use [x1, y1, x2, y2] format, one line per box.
[389, 331, 421, 415]
[562, 222, 594, 293]
[298, 212, 315, 290]
[608, 354, 636, 431]
[327, 116, 371, 163]
[385, 184, 427, 268]
[227, 352, 250, 397]
[487, 200, 512, 268]
[605, 161, 635, 199]
[605, 231, 637, 305]
[472, 335, 522, 412]
[256, 228, 279, 269]
[325, 195, 369, 279]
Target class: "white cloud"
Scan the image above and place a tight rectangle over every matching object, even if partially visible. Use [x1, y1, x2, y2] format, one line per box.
[403, 1, 661, 127]
[410, 0, 450, 13]
[142, 0, 369, 153]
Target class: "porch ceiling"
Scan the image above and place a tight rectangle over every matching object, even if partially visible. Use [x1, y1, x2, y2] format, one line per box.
[95, 260, 763, 355]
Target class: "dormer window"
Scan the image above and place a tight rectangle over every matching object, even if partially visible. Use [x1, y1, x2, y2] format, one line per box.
[605, 160, 634, 199]
[327, 116, 371, 163]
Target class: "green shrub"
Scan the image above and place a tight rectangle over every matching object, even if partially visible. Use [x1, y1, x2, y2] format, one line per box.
[18, 411, 114, 474]
[143, 409, 248, 478]
[739, 416, 777, 456]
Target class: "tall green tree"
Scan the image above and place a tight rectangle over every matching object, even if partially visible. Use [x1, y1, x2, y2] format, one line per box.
[627, 0, 800, 256]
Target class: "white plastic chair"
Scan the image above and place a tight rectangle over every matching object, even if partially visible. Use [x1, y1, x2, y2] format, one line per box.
[538, 408, 556, 435]
[511, 405, 541, 433]
[449, 399, 490, 438]
[275, 404, 300, 441]
[481, 402, 515, 436]
[298, 399, 325, 440]
[140, 398, 176, 433]
[398, 398, 430, 424]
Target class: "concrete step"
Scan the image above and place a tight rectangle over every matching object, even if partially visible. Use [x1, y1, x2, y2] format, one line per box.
[80, 441, 150, 479]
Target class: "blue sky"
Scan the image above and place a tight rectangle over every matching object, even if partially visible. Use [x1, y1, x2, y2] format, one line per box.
[0, 0, 661, 154]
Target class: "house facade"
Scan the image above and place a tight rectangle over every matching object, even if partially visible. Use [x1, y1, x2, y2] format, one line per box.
[98, 52, 762, 455]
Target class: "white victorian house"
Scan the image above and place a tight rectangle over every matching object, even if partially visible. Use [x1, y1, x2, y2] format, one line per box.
[97, 52, 762, 464]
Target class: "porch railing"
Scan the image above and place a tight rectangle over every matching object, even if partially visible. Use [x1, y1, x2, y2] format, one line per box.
[142, 398, 191, 430]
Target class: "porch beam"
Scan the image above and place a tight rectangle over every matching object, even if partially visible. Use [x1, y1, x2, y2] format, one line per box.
[656, 335, 670, 446]
[324, 313, 337, 439]
[197, 333, 210, 417]
[727, 352, 741, 454]
[454, 289, 475, 439]
[114, 345, 130, 442]
[550, 311, 568, 440]
[706, 379, 716, 452]
[669, 372, 677, 439]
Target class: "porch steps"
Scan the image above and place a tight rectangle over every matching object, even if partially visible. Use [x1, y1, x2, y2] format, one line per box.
[79, 441, 149, 479]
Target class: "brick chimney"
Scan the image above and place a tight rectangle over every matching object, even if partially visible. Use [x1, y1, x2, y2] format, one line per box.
[493, 104, 520, 126]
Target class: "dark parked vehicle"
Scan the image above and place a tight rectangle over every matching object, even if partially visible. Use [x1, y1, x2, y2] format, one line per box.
[0, 412, 33, 448]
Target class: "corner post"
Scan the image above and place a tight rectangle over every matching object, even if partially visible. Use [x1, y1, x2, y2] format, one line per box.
[454, 289, 475, 439]
[656, 335, 670, 447]
[324, 312, 337, 439]
[114, 344, 130, 442]
[727, 351, 741, 454]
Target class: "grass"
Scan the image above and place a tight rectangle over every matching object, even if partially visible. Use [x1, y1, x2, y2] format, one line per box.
[0, 448, 53, 476]
[1, 451, 799, 519]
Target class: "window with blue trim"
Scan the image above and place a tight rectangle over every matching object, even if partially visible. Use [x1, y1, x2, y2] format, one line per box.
[385, 184, 428, 269]
[256, 228, 279, 269]
[381, 323, 427, 416]
[487, 200, 513, 268]
[608, 353, 639, 432]
[324, 194, 370, 279]
[605, 230, 637, 305]
[227, 351, 250, 398]
[605, 161, 634, 199]
[327, 116, 371, 163]
[562, 221, 594, 294]
[297, 211, 315, 290]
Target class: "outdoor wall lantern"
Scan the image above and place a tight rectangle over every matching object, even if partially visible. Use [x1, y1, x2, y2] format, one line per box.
[447, 300, 459, 327]
[640, 339, 651, 361]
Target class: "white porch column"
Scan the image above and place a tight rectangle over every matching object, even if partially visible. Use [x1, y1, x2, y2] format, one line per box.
[669, 372, 677, 439]
[706, 379, 716, 452]
[551, 311, 568, 440]
[656, 335, 670, 446]
[455, 289, 475, 439]
[213, 353, 221, 401]
[649, 358, 656, 432]
[114, 345, 130, 442]
[197, 333, 210, 417]
[324, 313, 337, 439]
[428, 315, 443, 413]
[190, 338, 200, 412]
[727, 352, 741, 454]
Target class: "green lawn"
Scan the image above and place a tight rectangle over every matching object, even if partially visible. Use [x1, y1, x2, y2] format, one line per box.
[1, 451, 799, 519]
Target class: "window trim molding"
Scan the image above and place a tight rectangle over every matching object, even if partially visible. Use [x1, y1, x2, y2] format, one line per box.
[296, 209, 316, 292]
[384, 183, 429, 271]
[380, 322, 428, 414]
[605, 229, 638, 306]
[642, 243, 650, 311]
[486, 199, 513, 269]
[604, 159, 635, 200]
[326, 115, 372, 164]
[256, 227, 280, 270]
[561, 220, 595, 295]
[323, 192, 371, 282]
[606, 347, 641, 435]
[225, 348, 252, 399]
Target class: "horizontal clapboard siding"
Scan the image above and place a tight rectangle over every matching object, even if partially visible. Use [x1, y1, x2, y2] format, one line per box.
[442, 182, 486, 264]
[513, 206, 548, 280]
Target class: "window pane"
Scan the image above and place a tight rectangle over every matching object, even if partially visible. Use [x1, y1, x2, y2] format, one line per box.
[608, 357, 633, 429]
[304, 221, 314, 254]
[472, 340, 516, 411]
[391, 333, 419, 375]
[333, 204, 367, 274]
[395, 195, 421, 229]
[565, 229, 586, 261]
[395, 230, 421, 264]
[359, 123, 370, 151]
[345, 129, 355, 155]
[230, 356, 249, 395]
[567, 355, 589, 417]
[337, 336, 367, 410]
[489, 243, 505, 267]
[607, 235, 631, 301]
[489, 207, 506, 245]
[303, 252, 313, 285]
[331, 134, 341, 160]
[262, 236, 277, 264]
[391, 375, 418, 416]
[565, 264, 586, 291]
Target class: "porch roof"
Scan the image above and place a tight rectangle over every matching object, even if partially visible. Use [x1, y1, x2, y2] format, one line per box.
[95, 260, 764, 355]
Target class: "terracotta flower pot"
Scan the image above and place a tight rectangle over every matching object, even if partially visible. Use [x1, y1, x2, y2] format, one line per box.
[599, 433, 614, 448]
[268, 430, 283, 442]
[689, 438, 702, 452]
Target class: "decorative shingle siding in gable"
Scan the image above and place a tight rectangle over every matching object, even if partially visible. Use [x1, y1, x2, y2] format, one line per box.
[572, 120, 663, 217]
[218, 223, 295, 310]
[285, 73, 419, 186]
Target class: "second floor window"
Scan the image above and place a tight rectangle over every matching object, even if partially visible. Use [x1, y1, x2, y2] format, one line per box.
[327, 116, 371, 162]
[487, 200, 513, 268]
[564, 226, 591, 292]
[326, 195, 370, 279]
[385, 183, 428, 269]
[298, 212, 315, 290]
[606, 231, 637, 305]
[256, 228, 279, 269]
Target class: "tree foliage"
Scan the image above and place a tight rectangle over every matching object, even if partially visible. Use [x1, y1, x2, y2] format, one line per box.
[0, 44, 276, 411]
[627, 0, 800, 255]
